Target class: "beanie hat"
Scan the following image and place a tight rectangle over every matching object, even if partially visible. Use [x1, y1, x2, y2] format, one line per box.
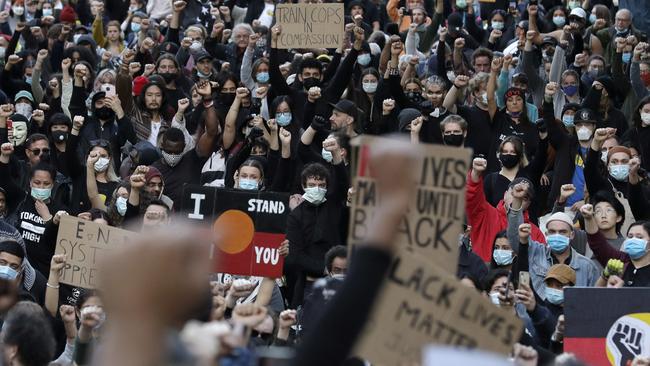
[59, 5, 77, 24]
[133, 76, 149, 97]
[607, 146, 631, 164]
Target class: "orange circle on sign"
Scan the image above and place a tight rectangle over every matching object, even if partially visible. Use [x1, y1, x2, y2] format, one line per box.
[213, 210, 255, 254]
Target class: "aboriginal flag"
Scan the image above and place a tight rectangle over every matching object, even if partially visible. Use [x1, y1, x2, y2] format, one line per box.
[565, 287, 650, 366]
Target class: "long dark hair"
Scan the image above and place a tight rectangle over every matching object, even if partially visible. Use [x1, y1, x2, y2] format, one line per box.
[633, 95, 650, 130]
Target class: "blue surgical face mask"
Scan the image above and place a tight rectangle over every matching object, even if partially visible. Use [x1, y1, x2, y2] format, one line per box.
[239, 178, 259, 190]
[553, 16, 566, 27]
[623, 238, 648, 260]
[622, 52, 632, 64]
[492, 21, 504, 30]
[456, 0, 467, 8]
[276, 112, 292, 126]
[562, 114, 575, 127]
[25, 76, 32, 85]
[31, 187, 52, 201]
[0, 266, 18, 281]
[256, 72, 270, 83]
[131, 22, 141, 33]
[358, 53, 371, 66]
[42, 8, 53, 16]
[589, 14, 597, 24]
[116, 196, 128, 216]
[197, 70, 212, 79]
[321, 148, 333, 162]
[545, 287, 564, 305]
[303, 187, 327, 205]
[547, 234, 570, 253]
[609, 164, 630, 181]
[362, 81, 378, 93]
[493, 249, 513, 266]
[563, 85, 578, 97]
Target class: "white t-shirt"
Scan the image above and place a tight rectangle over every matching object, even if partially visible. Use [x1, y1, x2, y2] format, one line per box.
[148, 120, 161, 146]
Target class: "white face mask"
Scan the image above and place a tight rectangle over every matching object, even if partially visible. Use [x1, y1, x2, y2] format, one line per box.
[0, 47, 5, 59]
[601, 150, 608, 164]
[362, 81, 378, 93]
[12, 6, 24, 16]
[303, 187, 327, 205]
[116, 196, 128, 216]
[641, 112, 650, 126]
[15, 102, 32, 118]
[576, 126, 593, 141]
[94, 157, 110, 172]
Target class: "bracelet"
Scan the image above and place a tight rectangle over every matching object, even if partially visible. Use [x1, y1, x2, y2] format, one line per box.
[46, 282, 60, 289]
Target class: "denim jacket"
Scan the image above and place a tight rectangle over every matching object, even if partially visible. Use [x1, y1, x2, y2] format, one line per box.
[506, 205, 600, 301]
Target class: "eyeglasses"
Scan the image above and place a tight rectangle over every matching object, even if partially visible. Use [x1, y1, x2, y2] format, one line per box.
[30, 148, 50, 156]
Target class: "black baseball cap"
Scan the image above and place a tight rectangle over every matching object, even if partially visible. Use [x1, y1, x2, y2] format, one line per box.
[574, 108, 598, 124]
[330, 100, 358, 119]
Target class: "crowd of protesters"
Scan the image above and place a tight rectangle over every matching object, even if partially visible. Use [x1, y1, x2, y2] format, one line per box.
[0, 0, 649, 364]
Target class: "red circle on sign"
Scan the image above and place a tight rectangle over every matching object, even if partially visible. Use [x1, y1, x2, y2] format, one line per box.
[213, 210, 254, 254]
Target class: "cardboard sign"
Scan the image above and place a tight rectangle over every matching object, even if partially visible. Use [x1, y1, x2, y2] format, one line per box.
[181, 185, 289, 278]
[55, 216, 134, 289]
[565, 287, 650, 366]
[354, 250, 523, 364]
[274, 4, 344, 49]
[348, 136, 472, 274]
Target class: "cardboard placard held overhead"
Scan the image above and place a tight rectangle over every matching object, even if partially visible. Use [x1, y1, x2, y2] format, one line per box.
[181, 185, 289, 278]
[354, 250, 523, 364]
[55, 216, 135, 289]
[274, 3, 344, 49]
[348, 135, 472, 274]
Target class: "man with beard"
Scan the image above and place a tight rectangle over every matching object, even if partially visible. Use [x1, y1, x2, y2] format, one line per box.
[116, 49, 171, 143]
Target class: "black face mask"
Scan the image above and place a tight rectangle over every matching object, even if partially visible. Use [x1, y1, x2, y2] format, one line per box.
[159, 72, 177, 83]
[220, 92, 236, 106]
[302, 77, 321, 90]
[443, 134, 464, 147]
[51, 130, 68, 143]
[406, 91, 423, 105]
[95, 106, 115, 120]
[499, 153, 520, 169]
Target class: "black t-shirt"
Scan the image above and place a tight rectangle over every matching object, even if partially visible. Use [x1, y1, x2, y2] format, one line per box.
[96, 181, 118, 206]
[488, 110, 539, 172]
[152, 149, 209, 209]
[457, 105, 492, 158]
[623, 264, 650, 287]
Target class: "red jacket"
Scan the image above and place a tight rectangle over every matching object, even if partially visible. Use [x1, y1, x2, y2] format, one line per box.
[466, 171, 546, 262]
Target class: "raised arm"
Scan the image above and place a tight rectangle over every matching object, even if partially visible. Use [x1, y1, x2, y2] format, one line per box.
[487, 57, 502, 120]
[45, 250, 66, 317]
[85, 152, 105, 210]
[631, 43, 649, 99]
[196, 81, 220, 158]
[443, 75, 468, 114]
[32, 49, 49, 104]
[581, 204, 628, 266]
[584, 127, 616, 196]
[223, 87, 248, 150]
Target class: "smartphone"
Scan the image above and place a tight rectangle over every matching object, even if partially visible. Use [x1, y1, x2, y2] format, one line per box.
[102, 84, 116, 97]
[6, 119, 12, 130]
[519, 271, 530, 288]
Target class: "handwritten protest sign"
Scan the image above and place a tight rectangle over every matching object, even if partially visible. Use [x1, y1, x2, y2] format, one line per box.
[354, 250, 523, 364]
[348, 136, 472, 273]
[274, 3, 344, 49]
[55, 216, 134, 289]
[182, 185, 289, 278]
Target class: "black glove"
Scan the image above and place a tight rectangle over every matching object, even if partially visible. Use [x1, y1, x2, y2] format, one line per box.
[311, 115, 329, 133]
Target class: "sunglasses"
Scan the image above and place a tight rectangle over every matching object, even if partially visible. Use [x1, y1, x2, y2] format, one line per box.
[90, 139, 111, 148]
[30, 148, 50, 156]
